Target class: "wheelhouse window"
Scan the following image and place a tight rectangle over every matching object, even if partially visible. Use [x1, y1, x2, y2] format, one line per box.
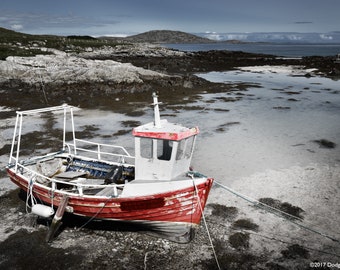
[176, 136, 195, 160]
[139, 137, 173, 161]
[140, 137, 152, 159]
[157, 139, 173, 161]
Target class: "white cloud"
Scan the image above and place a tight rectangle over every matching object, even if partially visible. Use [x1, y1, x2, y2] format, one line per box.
[10, 24, 23, 30]
[226, 34, 248, 40]
[204, 33, 223, 41]
[320, 34, 333, 40]
[286, 35, 303, 41]
[99, 33, 128, 38]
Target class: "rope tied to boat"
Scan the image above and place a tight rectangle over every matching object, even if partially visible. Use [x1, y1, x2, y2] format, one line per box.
[25, 174, 55, 218]
[26, 176, 38, 213]
[214, 181, 340, 243]
[77, 193, 116, 230]
[192, 179, 221, 270]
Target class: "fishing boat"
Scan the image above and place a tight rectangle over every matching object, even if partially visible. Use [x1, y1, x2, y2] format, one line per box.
[6, 93, 214, 243]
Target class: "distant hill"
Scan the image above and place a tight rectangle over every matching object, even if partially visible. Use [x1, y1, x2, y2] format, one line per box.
[0, 26, 23, 36]
[0, 26, 35, 42]
[105, 30, 215, 44]
[0, 27, 97, 44]
[0, 27, 123, 59]
[0, 27, 213, 46]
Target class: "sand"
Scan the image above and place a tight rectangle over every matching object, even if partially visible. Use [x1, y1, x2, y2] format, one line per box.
[0, 64, 339, 269]
[195, 65, 340, 267]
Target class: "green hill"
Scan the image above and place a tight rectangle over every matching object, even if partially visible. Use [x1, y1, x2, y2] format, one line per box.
[125, 30, 214, 43]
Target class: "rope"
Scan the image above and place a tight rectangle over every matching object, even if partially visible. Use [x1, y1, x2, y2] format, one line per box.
[77, 194, 114, 230]
[208, 220, 340, 258]
[193, 180, 221, 270]
[250, 231, 340, 258]
[214, 181, 340, 243]
[26, 176, 38, 213]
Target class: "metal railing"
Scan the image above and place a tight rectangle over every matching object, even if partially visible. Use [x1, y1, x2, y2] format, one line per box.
[14, 162, 125, 198]
[65, 139, 135, 166]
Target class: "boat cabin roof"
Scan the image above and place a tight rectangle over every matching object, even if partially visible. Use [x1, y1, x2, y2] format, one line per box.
[132, 119, 199, 141]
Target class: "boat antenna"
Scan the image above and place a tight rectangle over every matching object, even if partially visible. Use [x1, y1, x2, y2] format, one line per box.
[152, 92, 161, 128]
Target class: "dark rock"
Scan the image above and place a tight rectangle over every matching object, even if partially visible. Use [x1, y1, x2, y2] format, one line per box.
[313, 139, 336, 149]
[281, 244, 310, 259]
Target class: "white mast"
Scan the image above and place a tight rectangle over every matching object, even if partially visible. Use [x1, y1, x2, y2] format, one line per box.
[152, 92, 161, 128]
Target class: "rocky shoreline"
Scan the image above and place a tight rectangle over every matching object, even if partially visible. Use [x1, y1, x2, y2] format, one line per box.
[1, 43, 339, 269]
[1, 43, 339, 110]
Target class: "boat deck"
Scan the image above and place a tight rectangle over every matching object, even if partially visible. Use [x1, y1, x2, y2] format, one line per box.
[21, 153, 134, 197]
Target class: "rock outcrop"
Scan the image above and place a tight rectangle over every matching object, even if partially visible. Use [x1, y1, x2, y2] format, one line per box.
[0, 52, 169, 86]
[0, 47, 212, 109]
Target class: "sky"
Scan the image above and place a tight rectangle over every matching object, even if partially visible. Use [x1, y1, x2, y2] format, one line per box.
[1, 0, 339, 37]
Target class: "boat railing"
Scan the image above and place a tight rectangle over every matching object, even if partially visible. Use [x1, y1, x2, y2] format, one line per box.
[65, 138, 135, 165]
[15, 162, 125, 197]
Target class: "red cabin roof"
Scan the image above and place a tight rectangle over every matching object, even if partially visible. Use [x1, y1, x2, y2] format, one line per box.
[132, 119, 199, 141]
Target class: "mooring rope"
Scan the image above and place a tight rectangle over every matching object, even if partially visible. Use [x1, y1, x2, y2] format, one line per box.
[214, 181, 340, 243]
[208, 219, 340, 258]
[26, 176, 38, 213]
[193, 180, 221, 270]
[77, 195, 114, 230]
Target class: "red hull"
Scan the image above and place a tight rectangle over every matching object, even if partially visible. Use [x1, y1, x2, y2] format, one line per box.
[7, 168, 213, 226]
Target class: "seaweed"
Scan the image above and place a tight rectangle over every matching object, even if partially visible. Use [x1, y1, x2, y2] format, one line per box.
[313, 139, 336, 149]
[229, 232, 250, 250]
[215, 122, 240, 132]
[112, 130, 130, 136]
[207, 203, 238, 220]
[258, 198, 304, 220]
[120, 120, 141, 128]
[273, 106, 290, 110]
[281, 244, 309, 259]
[232, 218, 259, 232]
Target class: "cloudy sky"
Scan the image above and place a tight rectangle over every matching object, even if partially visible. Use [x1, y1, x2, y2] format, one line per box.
[1, 0, 339, 36]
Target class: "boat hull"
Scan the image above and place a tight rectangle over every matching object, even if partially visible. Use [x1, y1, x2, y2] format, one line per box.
[7, 168, 213, 242]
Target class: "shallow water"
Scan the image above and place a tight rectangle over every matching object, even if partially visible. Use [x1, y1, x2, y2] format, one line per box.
[164, 43, 340, 57]
[191, 69, 340, 259]
[194, 69, 340, 183]
[2, 69, 339, 186]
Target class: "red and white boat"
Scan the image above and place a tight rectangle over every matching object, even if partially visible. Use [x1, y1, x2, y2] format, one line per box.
[6, 93, 214, 243]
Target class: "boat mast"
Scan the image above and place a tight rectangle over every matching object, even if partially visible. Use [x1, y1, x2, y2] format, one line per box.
[70, 107, 76, 155]
[152, 92, 161, 128]
[63, 106, 67, 151]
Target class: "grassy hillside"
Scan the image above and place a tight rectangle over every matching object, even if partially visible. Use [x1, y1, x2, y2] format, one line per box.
[125, 30, 213, 43]
[0, 27, 213, 60]
[0, 27, 125, 59]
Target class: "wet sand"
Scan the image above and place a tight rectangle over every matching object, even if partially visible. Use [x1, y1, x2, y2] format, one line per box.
[195, 67, 340, 268]
[0, 55, 340, 269]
